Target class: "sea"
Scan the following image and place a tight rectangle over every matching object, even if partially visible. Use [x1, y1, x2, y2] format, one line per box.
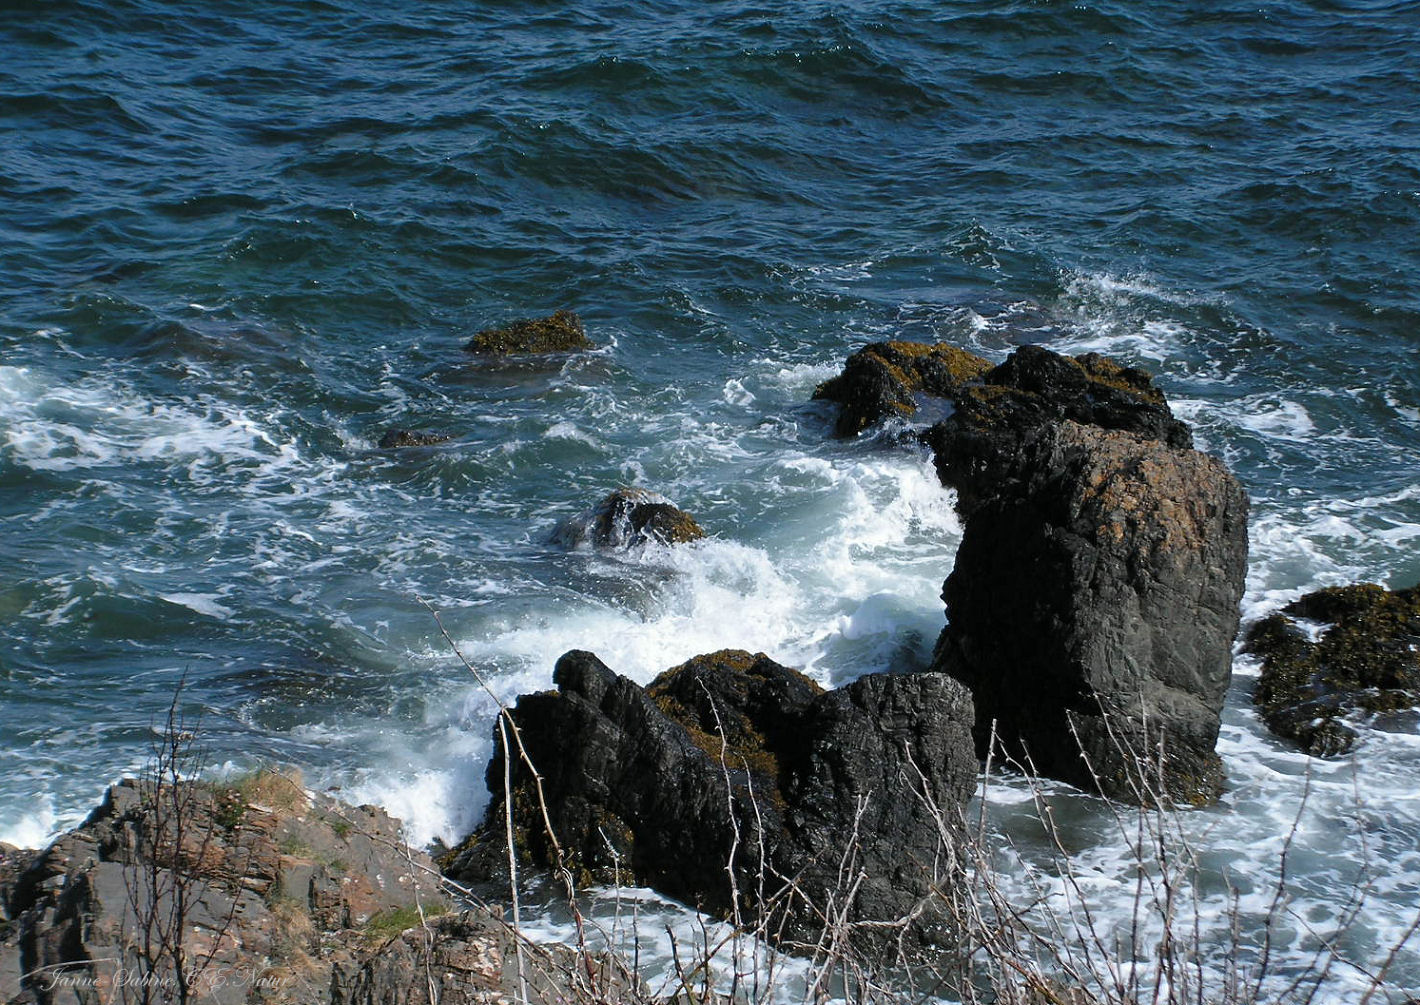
[2, 0, 1418, 998]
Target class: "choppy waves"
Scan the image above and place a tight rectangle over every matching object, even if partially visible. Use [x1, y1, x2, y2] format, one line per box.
[4, 0, 1420, 992]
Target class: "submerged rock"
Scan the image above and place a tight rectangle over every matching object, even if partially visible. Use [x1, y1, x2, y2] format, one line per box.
[1246, 582, 1420, 756]
[812, 340, 993, 437]
[377, 428, 452, 449]
[446, 649, 977, 958]
[552, 487, 705, 548]
[465, 309, 591, 354]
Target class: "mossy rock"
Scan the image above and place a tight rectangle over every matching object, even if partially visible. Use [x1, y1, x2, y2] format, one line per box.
[647, 649, 823, 788]
[1075, 352, 1169, 406]
[465, 309, 591, 354]
[977, 344, 1189, 445]
[813, 340, 993, 437]
[1246, 582, 1420, 755]
[553, 487, 705, 549]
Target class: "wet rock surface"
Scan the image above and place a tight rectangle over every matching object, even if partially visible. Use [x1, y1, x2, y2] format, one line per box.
[464, 309, 591, 355]
[552, 488, 705, 548]
[377, 428, 452, 449]
[812, 340, 993, 437]
[932, 420, 1249, 804]
[447, 649, 977, 958]
[921, 346, 1247, 805]
[1246, 582, 1420, 756]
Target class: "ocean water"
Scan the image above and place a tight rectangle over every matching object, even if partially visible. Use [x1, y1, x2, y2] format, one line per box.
[3, 0, 1419, 997]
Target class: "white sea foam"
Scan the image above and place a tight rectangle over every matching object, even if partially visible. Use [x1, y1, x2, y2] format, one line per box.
[0, 796, 59, 848]
[1060, 269, 1216, 310]
[721, 377, 754, 406]
[1228, 396, 1317, 441]
[159, 592, 235, 620]
[756, 360, 839, 392]
[0, 364, 297, 477]
[543, 420, 601, 445]
[470, 538, 804, 688]
[283, 717, 493, 848]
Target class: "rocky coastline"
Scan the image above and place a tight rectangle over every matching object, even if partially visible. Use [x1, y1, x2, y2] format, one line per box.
[10, 332, 1415, 1002]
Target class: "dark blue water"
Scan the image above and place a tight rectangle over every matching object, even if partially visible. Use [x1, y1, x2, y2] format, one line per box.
[4, 0, 1419, 994]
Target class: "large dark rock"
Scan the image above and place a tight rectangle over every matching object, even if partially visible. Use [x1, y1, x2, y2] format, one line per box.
[1246, 582, 1420, 756]
[446, 649, 977, 958]
[813, 340, 993, 437]
[808, 341, 1249, 805]
[916, 346, 1247, 805]
[932, 420, 1249, 804]
[465, 309, 591, 354]
[552, 488, 705, 549]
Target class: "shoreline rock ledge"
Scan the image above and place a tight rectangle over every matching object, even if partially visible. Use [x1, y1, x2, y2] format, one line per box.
[0, 774, 590, 1005]
[822, 341, 1250, 805]
[446, 649, 977, 958]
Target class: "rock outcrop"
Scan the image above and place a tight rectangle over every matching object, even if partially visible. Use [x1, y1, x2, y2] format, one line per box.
[933, 420, 1248, 803]
[812, 340, 992, 437]
[921, 346, 1248, 805]
[465, 310, 591, 355]
[447, 649, 977, 959]
[1246, 582, 1420, 756]
[923, 346, 1194, 512]
[377, 428, 452, 449]
[818, 341, 1249, 805]
[0, 772, 582, 1005]
[552, 488, 705, 549]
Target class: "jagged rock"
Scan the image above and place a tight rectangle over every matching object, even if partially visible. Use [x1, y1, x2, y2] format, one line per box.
[377, 428, 452, 449]
[447, 649, 977, 958]
[1246, 582, 1420, 755]
[812, 340, 993, 437]
[922, 345, 1194, 515]
[931, 420, 1249, 804]
[1, 773, 454, 1005]
[815, 340, 1248, 806]
[465, 309, 591, 354]
[552, 488, 705, 549]
[913, 345, 1247, 805]
[910, 345, 1246, 805]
